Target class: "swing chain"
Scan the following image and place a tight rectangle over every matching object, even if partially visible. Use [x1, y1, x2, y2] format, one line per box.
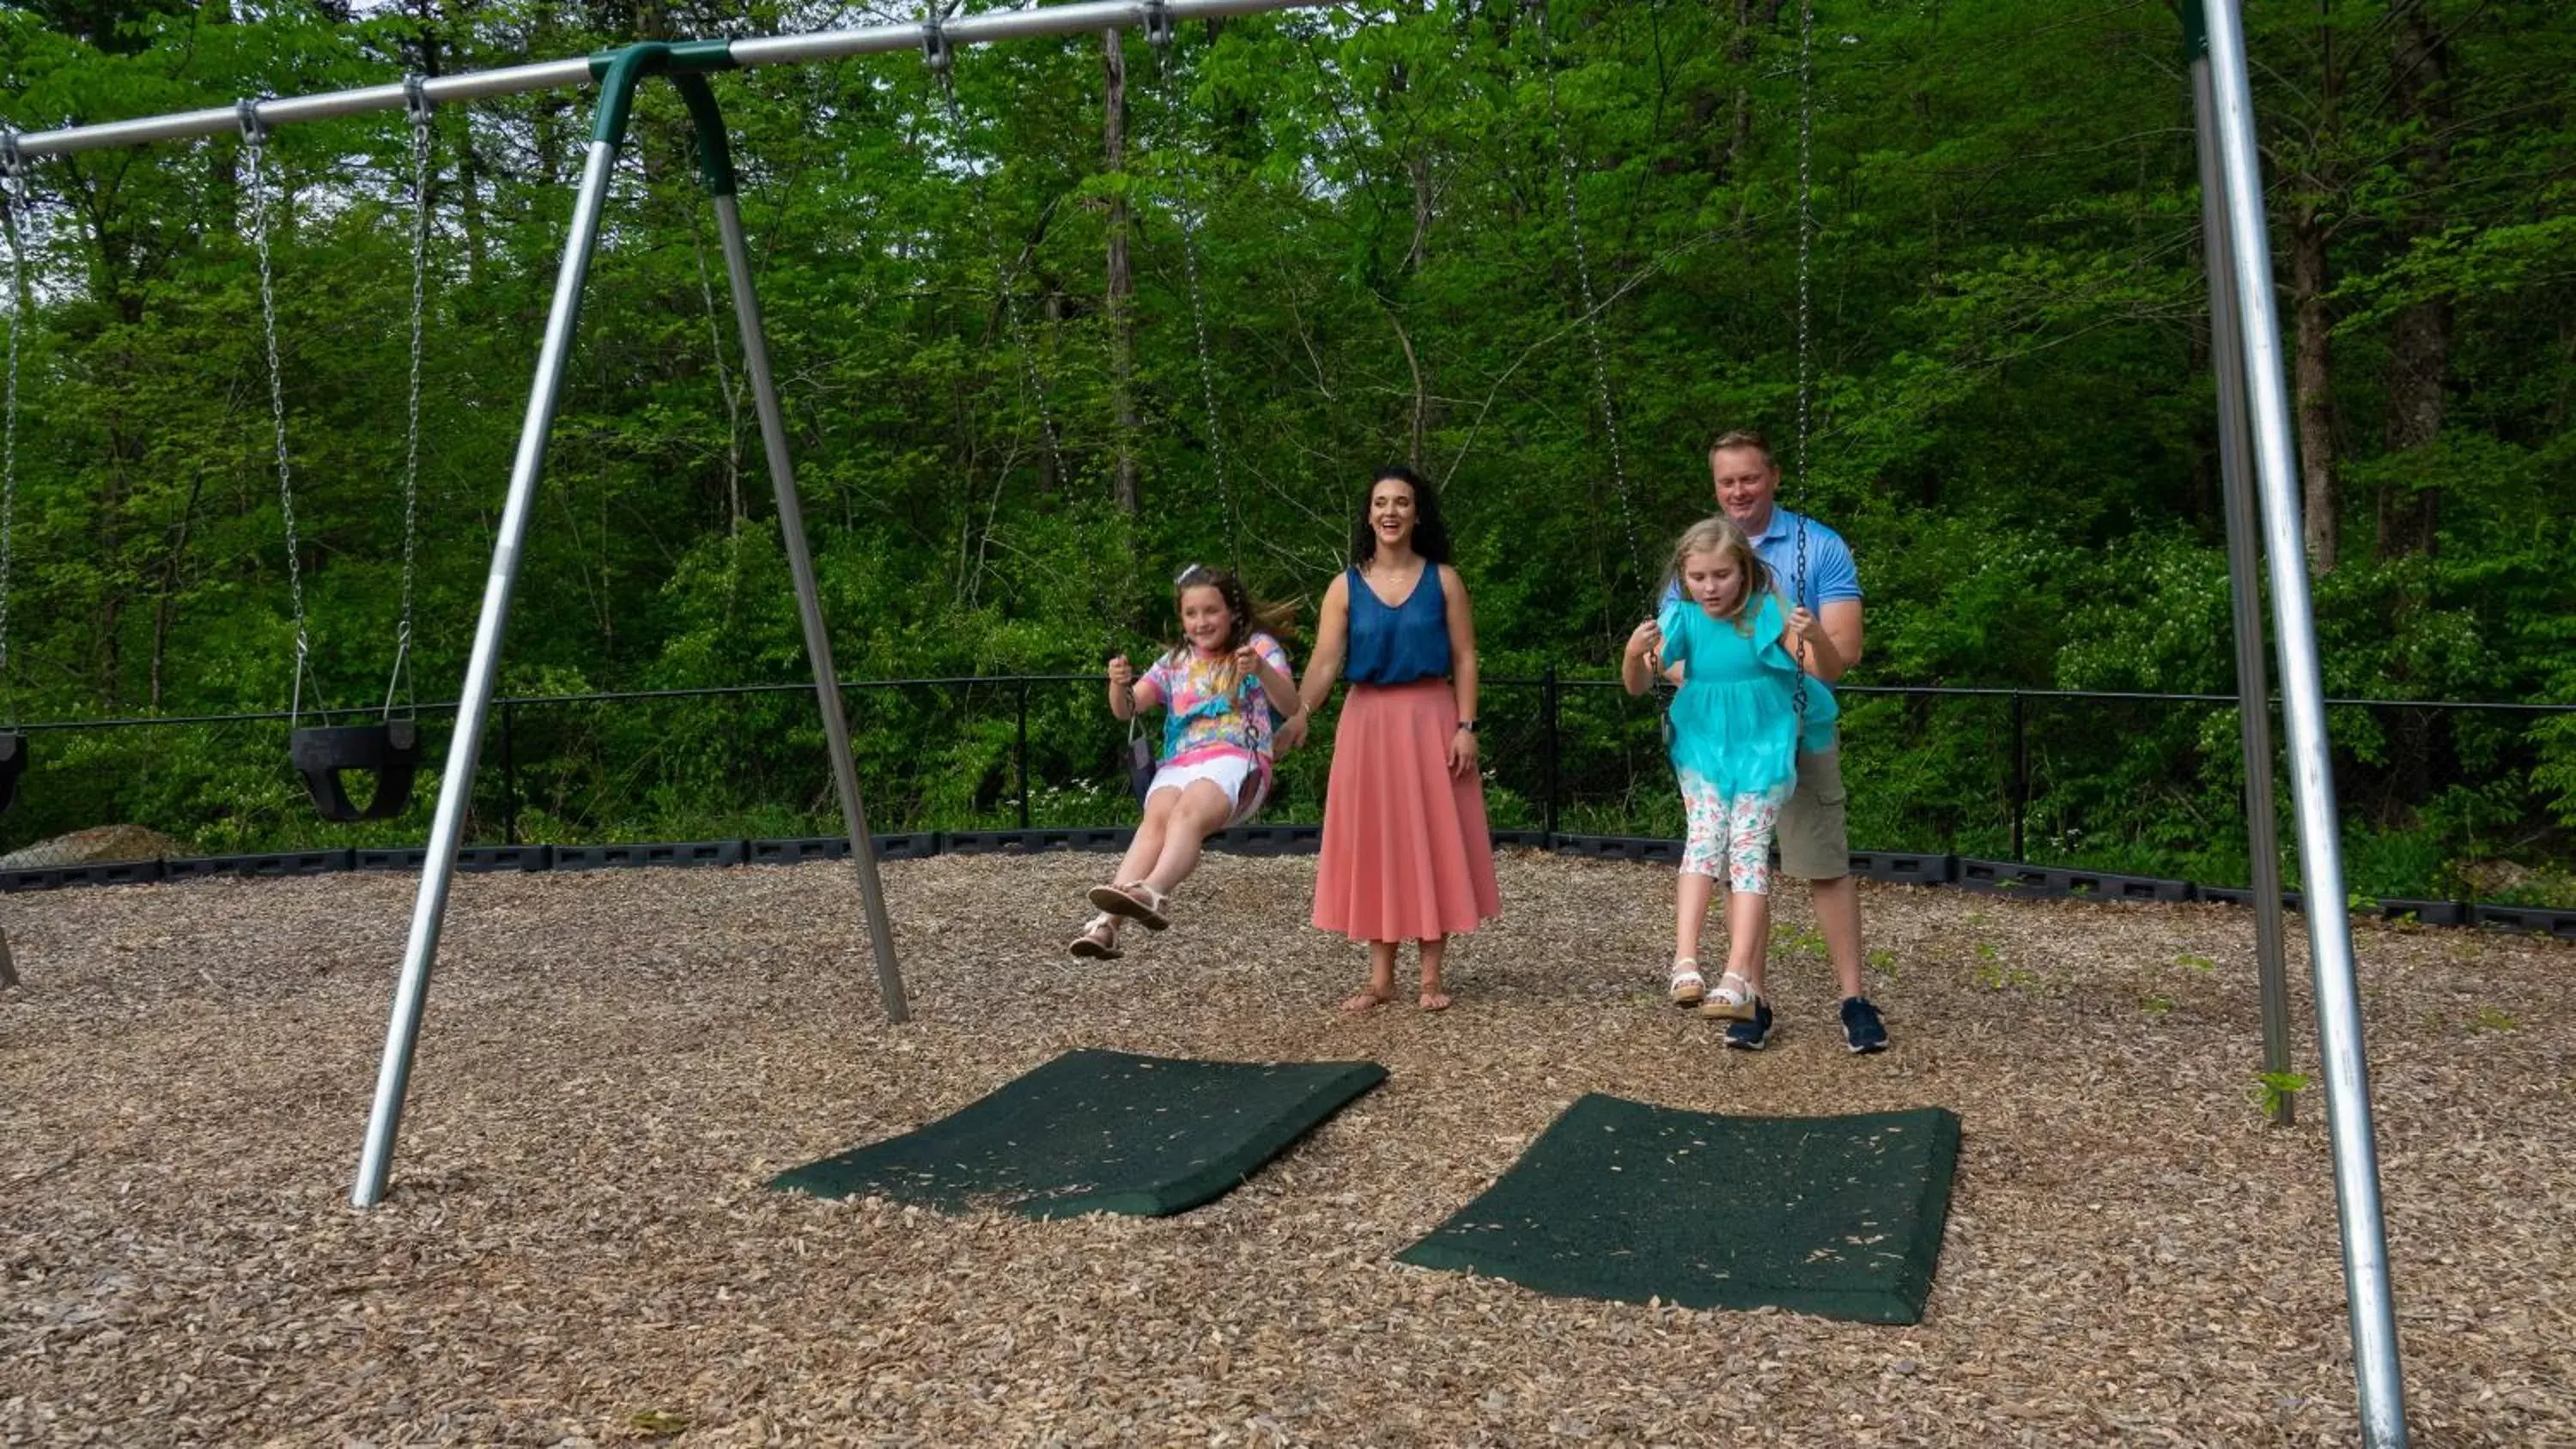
[1146, 10, 1241, 565]
[0, 127, 24, 695]
[388, 76, 434, 721]
[920, 9, 952, 74]
[1789, 0, 1816, 726]
[925, 5, 1064, 487]
[1533, 1, 1643, 603]
[240, 100, 319, 728]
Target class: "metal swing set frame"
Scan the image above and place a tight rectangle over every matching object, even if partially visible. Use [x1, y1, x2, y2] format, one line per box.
[1, 3, 2409, 1440]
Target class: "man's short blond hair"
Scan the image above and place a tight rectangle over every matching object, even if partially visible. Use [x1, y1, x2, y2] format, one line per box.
[1707, 429, 1775, 467]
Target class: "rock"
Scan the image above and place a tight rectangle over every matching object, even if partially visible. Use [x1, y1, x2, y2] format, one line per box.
[2447, 857, 2576, 906]
[0, 824, 191, 870]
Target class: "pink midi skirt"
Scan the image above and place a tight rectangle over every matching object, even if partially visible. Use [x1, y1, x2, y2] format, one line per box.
[1310, 679, 1503, 942]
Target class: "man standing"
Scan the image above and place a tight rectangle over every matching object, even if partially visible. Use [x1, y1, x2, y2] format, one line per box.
[1692, 429, 1886, 1053]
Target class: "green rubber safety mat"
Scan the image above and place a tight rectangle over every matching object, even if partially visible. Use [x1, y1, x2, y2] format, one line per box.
[770, 1047, 1387, 1219]
[1398, 1094, 1962, 1325]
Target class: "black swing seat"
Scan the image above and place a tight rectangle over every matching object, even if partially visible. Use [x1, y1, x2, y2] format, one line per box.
[290, 721, 422, 822]
[0, 731, 25, 816]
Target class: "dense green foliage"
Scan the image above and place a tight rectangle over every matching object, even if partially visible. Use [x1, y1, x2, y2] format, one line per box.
[2, 1, 2571, 901]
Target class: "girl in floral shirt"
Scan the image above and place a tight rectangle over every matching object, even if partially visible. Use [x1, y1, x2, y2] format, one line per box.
[1071, 566, 1300, 960]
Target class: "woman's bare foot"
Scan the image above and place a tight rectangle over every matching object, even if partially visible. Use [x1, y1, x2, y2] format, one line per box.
[1340, 986, 1393, 1013]
[1418, 987, 1452, 1012]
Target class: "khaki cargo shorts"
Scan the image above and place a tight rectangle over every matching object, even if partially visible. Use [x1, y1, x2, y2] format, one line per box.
[1777, 746, 1850, 882]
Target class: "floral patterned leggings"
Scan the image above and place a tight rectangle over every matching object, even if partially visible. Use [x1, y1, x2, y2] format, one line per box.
[1679, 771, 1794, 894]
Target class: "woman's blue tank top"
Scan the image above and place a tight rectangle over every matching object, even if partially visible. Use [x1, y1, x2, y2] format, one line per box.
[1346, 562, 1450, 686]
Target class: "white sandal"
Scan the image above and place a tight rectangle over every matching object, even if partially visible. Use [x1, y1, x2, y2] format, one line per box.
[1698, 971, 1759, 1022]
[1668, 958, 1705, 1007]
[1087, 880, 1172, 931]
[1067, 912, 1124, 961]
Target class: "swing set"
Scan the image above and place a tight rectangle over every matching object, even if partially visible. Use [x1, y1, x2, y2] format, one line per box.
[1, 3, 2407, 1438]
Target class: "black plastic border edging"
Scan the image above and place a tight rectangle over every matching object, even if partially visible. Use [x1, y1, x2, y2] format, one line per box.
[1217, 824, 1321, 857]
[554, 840, 746, 870]
[2193, 883, 2311, 912]
[944, 828, 1133, 856]
[161, 849, 354, 880]
[1552, 833, 1686, 864]
[0, 858, 167, 890]
[1845, 851, 1955, 886]
[2369, 897, 2467, 928]
[2468, 903, 2576, 942]
[1955, 858, 2192, 904]
[1, 834, 2573, 940]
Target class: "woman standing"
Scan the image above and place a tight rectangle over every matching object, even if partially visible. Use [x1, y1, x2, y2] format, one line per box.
[1298, 466, 1502, 1011]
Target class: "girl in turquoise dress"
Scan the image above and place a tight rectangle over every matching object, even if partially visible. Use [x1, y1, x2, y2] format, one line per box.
[1622, 516, 1843, 1022]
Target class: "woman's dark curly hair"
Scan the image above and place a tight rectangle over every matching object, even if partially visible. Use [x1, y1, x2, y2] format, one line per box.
[1347, 464, 1453, 567]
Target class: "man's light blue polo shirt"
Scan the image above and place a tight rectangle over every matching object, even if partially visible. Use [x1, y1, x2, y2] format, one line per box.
[1662, 506, 1861, 612]
[1751, 506, 1860, 612]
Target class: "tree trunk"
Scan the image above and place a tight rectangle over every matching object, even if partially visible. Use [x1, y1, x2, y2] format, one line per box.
[1102, 28, 1139, 516]
[457, 125, 488, 286]
[691, 221, 745, 536]
[149, 469, 209, 711]
[2289, 208, 2338, 576]
[98, 419, 130, 709]
[2273, 0, 2342, 577]
[1722, 0, 1756, 183]
[2377, 0, 2449, 561]
[1383, 300, 1428, 473]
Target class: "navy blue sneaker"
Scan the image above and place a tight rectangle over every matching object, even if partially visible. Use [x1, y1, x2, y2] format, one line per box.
[1723, 998, 1773, 1051]
[1840, 996, 1890, 1054]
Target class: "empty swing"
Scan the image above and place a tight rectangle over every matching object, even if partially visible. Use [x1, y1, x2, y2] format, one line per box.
[240, 92, 437, 822]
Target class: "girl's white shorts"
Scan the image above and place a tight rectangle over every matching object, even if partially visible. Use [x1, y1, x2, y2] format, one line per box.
[1148, 754, 1268, 827]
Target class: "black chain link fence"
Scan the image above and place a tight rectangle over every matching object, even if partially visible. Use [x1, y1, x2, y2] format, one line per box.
[4, 676, 2572, 906]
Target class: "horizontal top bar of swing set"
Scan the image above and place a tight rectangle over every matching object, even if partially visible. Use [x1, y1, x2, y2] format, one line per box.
[9, 0, 1327, 161]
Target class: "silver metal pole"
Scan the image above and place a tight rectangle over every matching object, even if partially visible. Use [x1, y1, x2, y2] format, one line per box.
[13, 58, 597, 158]
[2188, 49, 2295, 1126]
[2202, 3, 2408, 1442]
[9, 0, 1329, 161]
[729, 0, 1315, 68]
[709, 191, 911, 1022]
[352, 138, 623, 1209]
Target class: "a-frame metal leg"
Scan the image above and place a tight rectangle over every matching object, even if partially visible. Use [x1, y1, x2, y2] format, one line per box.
[2189, 36, 2294, 1124]
[682, 76, 908, 1022]
[353, 132, 623, 1209]
[350, 45, 917, 1210]
[2196, 2, 2409, 1441]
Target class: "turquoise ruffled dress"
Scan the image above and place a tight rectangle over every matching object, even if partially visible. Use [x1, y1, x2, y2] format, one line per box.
[1658, 592, 1841, 797]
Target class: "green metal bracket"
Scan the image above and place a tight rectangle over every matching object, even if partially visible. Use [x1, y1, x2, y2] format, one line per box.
[671, 75, 738, 197]
[586, 44, 660, 148]
[664, 39, 738, 76]
[2179, 0, 2209, 62]
[584, 39, 739, 149]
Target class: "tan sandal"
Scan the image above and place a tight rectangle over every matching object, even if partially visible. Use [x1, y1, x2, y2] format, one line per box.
[1067, 913, 1123, 961]
[1698, 971, 1759, 1022]
[1668, 959, 1706, 1008]
[1087, 881, 1172, 931]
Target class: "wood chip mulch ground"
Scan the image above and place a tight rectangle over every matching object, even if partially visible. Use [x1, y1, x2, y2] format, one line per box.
[3, 851, 2572, 1446]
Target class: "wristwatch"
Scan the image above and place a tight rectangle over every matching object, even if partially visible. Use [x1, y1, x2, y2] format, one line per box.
[1455, 719, 1478, 734]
